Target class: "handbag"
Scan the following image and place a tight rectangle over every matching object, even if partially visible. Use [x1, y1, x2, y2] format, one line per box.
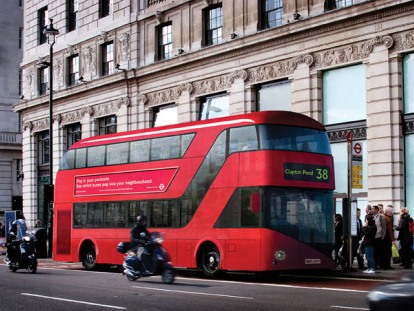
[391, 243, 401, 264]
[357, 238, 365, 255]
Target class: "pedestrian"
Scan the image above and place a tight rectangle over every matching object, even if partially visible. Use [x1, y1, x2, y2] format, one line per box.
[0, 222, 5, 237]
[394, 207, 413, 269]
[362, 213, 377, 274]
[381, 205, 395, 270]
[352, 208, 365, 270]
[364, 204, 372, 221]
[378, 203, 384, 216]
[334, 214, 345, 268]
[34, 219, 41, 228]
[372, 205, 386, 269]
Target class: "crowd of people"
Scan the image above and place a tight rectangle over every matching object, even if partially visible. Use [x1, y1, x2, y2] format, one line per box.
[335, 204, 414, 274]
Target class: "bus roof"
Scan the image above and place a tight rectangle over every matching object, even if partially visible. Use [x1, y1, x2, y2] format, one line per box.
[71, 111, 326, 149]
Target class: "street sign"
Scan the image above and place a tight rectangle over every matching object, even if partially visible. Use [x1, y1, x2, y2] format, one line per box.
[351, 142, 363, 189]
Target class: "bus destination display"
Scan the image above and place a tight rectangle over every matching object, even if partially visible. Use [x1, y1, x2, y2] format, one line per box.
[284, 163, 330, 183]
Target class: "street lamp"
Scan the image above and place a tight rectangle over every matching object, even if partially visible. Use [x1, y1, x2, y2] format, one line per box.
[44, 18, 59, 257]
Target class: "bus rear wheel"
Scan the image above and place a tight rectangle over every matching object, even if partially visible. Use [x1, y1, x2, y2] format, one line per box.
[81, 243, 97, 271]
[199, 244, 221, 277]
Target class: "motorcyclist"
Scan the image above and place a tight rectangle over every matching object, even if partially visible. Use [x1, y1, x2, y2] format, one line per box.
[130, 215, 152, 274]
[6, 217, 28, 265]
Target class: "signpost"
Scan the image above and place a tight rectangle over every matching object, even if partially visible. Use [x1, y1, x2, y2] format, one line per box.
[345, 131, 364, 270]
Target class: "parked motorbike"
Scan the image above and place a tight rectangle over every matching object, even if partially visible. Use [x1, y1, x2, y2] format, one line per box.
[117, 232, 175, 284]
[4, 233, 38, 273]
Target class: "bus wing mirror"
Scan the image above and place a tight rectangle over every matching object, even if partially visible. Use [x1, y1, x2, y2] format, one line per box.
[250, 192, 261, 214]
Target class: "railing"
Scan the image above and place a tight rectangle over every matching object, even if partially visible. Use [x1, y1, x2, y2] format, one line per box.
[0, 132, 22, 144]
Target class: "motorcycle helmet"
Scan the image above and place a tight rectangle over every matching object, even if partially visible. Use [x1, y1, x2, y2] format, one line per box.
[136, 215, 147, 224]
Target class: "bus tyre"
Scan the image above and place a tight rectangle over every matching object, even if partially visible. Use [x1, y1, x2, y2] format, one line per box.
[82, 244, 97, 271]
[200, 244, 221, 278]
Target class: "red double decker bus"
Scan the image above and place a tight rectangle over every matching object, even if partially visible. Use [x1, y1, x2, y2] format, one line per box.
[53, 111, 336, 276]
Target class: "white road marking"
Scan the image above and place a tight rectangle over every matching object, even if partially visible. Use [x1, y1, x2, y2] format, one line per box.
[21, 293, 127, 309]
[131, 285, 254, 300]
[330, 306, 369, 310]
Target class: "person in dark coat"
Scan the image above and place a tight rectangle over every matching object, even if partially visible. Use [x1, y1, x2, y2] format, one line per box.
[395, 207, 413, 269]
[334, 214, 344, 267]
[362, 214, 377, 274]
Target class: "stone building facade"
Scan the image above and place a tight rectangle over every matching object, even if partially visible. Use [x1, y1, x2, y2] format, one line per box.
[0, 1, 23, 225]
[13, 0, 414, 226]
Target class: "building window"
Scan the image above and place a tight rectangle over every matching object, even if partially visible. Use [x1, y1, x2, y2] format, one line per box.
[38, 131, 50, 165]
[38, 7, 48, 45]
[67, 55, 79, 86]
[16, 159, 23, 182]
[322, 64, 366, 125]
[99, 0, 111, 18]
[66, 123, 81, 149]
[101, 42, 114, 76]
[259, 0, 283, 30]
[19, 27, 23, 49]
[157, 23, 172, 61]
[99, 115, 117, 135]
[19, 69, 22, 96]
[67, 0, 78, 32]
[404, 54, 414, 113]
[204, 4, 222, 46]
[199, 94, 229, 120]
[331, 141, 367, 197]
[38, 67, 48, 96]
[153, 104, 177, 127]
[257, 80, 291, 111]
[336, 0, 353, 9]
[404, 53, 414, 207]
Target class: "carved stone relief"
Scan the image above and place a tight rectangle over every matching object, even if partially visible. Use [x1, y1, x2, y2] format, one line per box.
[391, 30, 414, 52]
[81, 46, 96, 78]
[247, 60, 296, 84]
[146, 86, 183, 106]
[24, 69, 35, 97]
[117, 33, 130, 64]
[54, 58, 63, 89]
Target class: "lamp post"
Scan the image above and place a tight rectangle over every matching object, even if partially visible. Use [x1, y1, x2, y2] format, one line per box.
[44, 19, 59, 257]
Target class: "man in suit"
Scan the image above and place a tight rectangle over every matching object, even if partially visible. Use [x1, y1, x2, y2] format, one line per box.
[352, 208, 365, 269]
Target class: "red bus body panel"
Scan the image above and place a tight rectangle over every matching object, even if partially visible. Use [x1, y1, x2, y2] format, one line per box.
[53, 111, 335, 271]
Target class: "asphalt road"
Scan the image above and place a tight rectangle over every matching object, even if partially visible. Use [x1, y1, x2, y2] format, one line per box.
[0, 263, 378, 311]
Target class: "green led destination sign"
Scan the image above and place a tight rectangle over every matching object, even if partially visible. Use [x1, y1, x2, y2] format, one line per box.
[284, 163, 330, 183]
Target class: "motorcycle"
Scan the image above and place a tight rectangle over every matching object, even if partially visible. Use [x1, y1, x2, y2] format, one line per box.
[117, 232, 175, 284]
[4, 233, 38, 273]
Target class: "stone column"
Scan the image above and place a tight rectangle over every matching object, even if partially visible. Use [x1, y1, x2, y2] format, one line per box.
[366, 36, 403, 207]
[178, 83, 193, 123]
[22, 123, 37, 224]
[229, 70, 248, 115]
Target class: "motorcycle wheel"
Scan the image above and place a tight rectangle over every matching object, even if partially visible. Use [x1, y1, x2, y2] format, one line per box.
[27, 262, 37, 273]
[126, 274, 138, 281]
[161, 267, 175, 284]
[9, 265, 17, 272]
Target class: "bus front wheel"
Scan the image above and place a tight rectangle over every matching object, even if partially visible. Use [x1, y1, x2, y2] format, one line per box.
[81, 243, 97, 271]
[199, 244, 221, 277]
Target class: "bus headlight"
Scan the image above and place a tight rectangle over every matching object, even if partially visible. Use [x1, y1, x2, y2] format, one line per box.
[274, 250, 286, 261]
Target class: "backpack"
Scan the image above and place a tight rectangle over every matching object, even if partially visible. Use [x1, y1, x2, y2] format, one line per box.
[409, 219, 414, 235]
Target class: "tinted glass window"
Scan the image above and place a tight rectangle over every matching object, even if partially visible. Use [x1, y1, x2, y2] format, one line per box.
[87, 146, 106, 167]
[259, 125, 331, 155]
[107, 142, 129, 165]
[229, 126, 258, 153]
[263, 187, 334, 244]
